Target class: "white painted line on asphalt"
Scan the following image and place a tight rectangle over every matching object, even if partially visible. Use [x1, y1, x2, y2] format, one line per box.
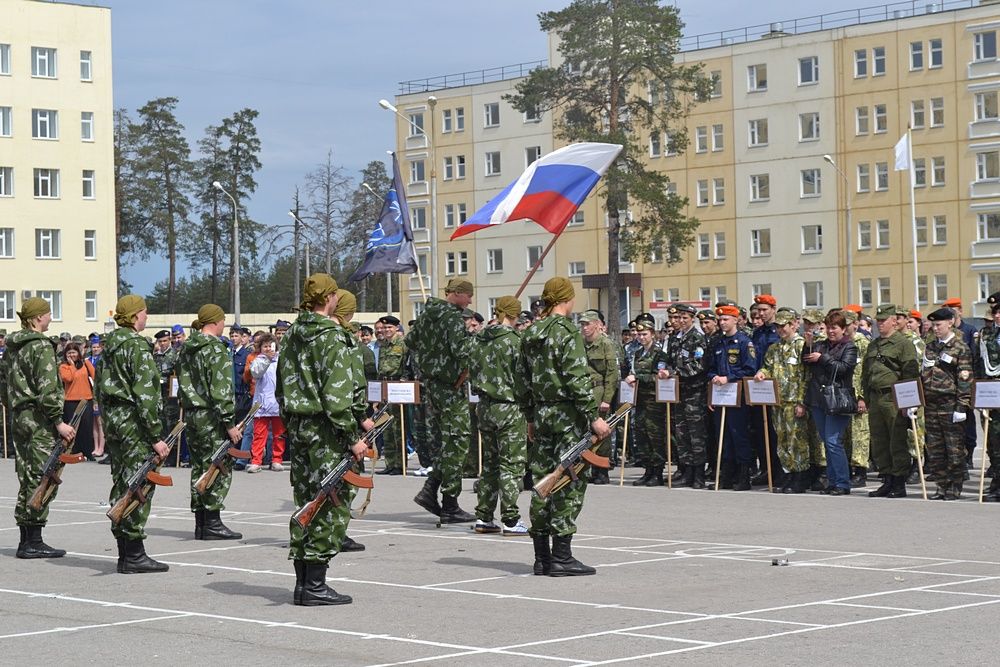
[612, 631, 715, 645]
[0, 613, 192, 640]
[728, 616, 825, 628]
[0, 520, 108, 532]
[889, 559, 964, 570]
[792, 561, 995, 579]
[824, 602, 925, 613]
[154, 541, 286, 557]
[918, 589, 1000, 599]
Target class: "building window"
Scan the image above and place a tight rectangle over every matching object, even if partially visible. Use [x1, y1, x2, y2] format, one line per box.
[0, 106, 10, 137]
[444, 204, 456, 228]
[84, 229, 96, 259]
[441, 109, 452, 133]
[876, 219, 890, 248]
[711, 70, 722, 97]
[695, 126, 708, 152]
[649, 133, 661, 157]
[978, 152, 1000, 181]
[981, 272, 1000, 302]
[568, 211, 584, 227]
[930, 38, 943, 68]
[647, 81, 660, 105]
[750, 228, 771, 256]
[933, 216, 947, 245]
[649, 247, 662, 263]
[711, 124, 724, 151]
[858, 221, 872, 250]
[918, 275, 929, 306]
[525, 146, 541, 167]
[455, 155, 466, 179]
[664, 133, 678, 156]
[747, 63, 767, 92]
[665, 181, 677, 196]
[800, 168, 821, 197]
[81, 111, 94, 141]
[798, 56, 818, 85]
[454, 107, 465, 131]
[80, 50, 92, 81]
[750, 174, 769, 201]
[915, 217, 928, 246]
[37, 291, 62, 321]
[874, 104, 887, 133]
[32, 109, 58, 139]
[854, 49, 867, 77]
[35, 228, 60, 258]
[527, 245, 544, 269]
[859, 278, 873, 307]
[857, 164, 870, 192]
[913, 158, 927, 187]
[0, 43, 10, 75]
[931, 156, 945, 186]
[698, 233, 710, 260]
[911, 100, 925, 129]
[714, 232, 726, 259]
[752, 284, 772, 298]
[802, 225, 823, 253]
[877, 277, 892, 304]
[0, 291, 12, 321]
[409, 159, 425, 183]
[698, 287, 711, 302]
[930, 97, 944, 127]
[873, 46, 886, 75]
[934, 274, 948, 303]
[82, 170, 95, 199]
[445, 251, 468, 275]
[748, 118, 768, 147]
[975, 31, 997, 62]
[875, 162, 889, 191]
[0, 166, 11, 197]
[31, 47, 57, 78]
[803, 281, 824, 308]
[856, 107, 869, 135]
[0, 227, 12, 257]
[443, 157, 454, 180]
[568, 261, 586, 276]
[85, 291, 98, 320]
[799, 112, 819, 141]
[976, 91, 999, 121]
[411, 206, 426, 230]
[696, 179, 709, 206]
[978, 213, 1000, 241]
[407, 112, 424, 137]
[524, 105, 542, 123]
[910, 42, 924, 70]
[483, 102, 500, 127]
[663, 287, 678, 302]
[712, 178, 725, 205]
[485, 151, 501, 176]
[487, 248, 503, 273]
[33, 169, 59, 198]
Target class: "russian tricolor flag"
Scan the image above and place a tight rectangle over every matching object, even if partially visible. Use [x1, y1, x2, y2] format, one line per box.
[450, 142, 623, 240]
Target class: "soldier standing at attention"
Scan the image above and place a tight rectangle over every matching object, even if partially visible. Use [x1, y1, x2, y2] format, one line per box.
[376, 315, 407, 476]
[922, 308, 973, 500]
[0, 297, 76, 559]
[178, 304, 243, 540]
[943, 297, 980, 468]
[410, 278, 476, 523]
[624, 322, 670, 486]
[661, 304, 708, 488]
[580, 309, 619, 485]
[276, 274, 371, 606]
[978, 294, 1000, 500]
[520, 278, 610, 576]
[151, 329, 179, 440]
[96, 295, 171, 573]
[750, 295, 780, 487]
[862, 304, 920, 499]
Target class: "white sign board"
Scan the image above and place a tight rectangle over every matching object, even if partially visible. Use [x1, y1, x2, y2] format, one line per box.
[618, 381, 636, 405]
[367, 381, 384, 403]
[385, 381, 420, 404]
[974, 380, 1000, 410]
[744, 379, 778, 406]
[655, 377, 678, 403]
[709, 382, 741, 408]
[892, 380, 924, 410]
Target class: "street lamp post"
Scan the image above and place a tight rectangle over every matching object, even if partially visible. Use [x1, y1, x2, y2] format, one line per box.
[362, 182, 393, 315]
[213, 181, 240, 322]
[287, 209, 305, 306]
[823, 155, 854, 305]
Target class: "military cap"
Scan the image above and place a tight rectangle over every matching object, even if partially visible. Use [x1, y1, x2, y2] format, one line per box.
[59, 331, 71, 341]
[379, 315, 401, 326]
[360, 325, 374, 335]
[472, 312, 484, 324]
[634, 322, 655, 332]
[875, 304, 898, 320]
[530, 299, 545, 312]
[942, 297, 962, 308]
[154, 329, 171, 340]
[669, 303, 697, 316]
[579, 309, 603, 323]
[0, 329, 6, 336]
[635, 312, 656, 325]
[715, 299, 738, 308]
[909, 309, 923, 320]
[843, 304, 863, 314]
[773, 310, 796, 326]
[989, 292, 1000, 306]
[408, 320, 416, 327]
[894, 305, 910, 317]
[842, 310, 858, 324]
[171, 324, 184, 334]
[444, 278, 474, 295]
[776, 306, 799, 318]
[697, 309, 717, 321]
[517, 310, 535, 323]
[753, 294, 776, 306]
[802, 308, 825, 323]
[716, 305, 740, 318]
[273, 319, 291, 330]
[927, 307, 955, 322]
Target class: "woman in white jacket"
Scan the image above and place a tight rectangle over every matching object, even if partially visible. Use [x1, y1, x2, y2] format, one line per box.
[248, 334, 286, 472]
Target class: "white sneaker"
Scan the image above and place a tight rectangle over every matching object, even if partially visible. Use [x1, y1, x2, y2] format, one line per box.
[246, 464, 262, 474]
[414, 466, 432, 477]
[270, 462, 286, 472]
[473, 519, 501, 534]
[502, 520, 529, 536]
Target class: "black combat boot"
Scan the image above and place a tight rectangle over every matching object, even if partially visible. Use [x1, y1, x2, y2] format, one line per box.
[413, 477, 442, 516]
[950, 483, 963, 500]
[930, 482, 949, 501]
[779, 471, 795, 494]
[671, 465, 686, 483]
[532, 534, 551, 575]
[733, 464, 752, 491]
[850, 466, 867, 488]
[987, 477, 1000, 501]
[674, 467, 694, 488]
[590, 468, 610, 485]
[194, 508, 204, 540]
[632, 466, 654, 486]
[691, 466, 706, 490]
[293, 559, 306, 605]
[339, 536, 365, 552]
[644, 465, 665, 487]
[714, 460, 736, 490]
[200, 509, 242, 540]
[439, 495, 475, 523]
[868, 475, 894, 497]
[750, 466, 769, 486]
[810, 466, 827, 492]
[16, 525, 66, 559]
[298, 561, 351, 606]
[549, 535, 596, 576]
[119, 539, 169, 574]
[887, 474, 908, 498]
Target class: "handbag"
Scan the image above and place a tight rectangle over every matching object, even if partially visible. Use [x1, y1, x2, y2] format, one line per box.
[820, 365, 857, 415]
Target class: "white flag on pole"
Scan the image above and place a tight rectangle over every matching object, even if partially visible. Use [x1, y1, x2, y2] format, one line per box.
[894, 134, 910, 171]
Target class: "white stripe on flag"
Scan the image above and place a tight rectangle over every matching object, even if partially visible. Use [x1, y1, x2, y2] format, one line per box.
[894, 134, 910, 171]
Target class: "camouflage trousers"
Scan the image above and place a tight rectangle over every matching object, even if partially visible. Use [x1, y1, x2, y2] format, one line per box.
[924, 407, 966, 489]
[772, 403, 811, 473]
[286, 414, 353, 563]
[474, 400, 527, 524]
[161, 397, 180, 439]
[634, 399, 666, 467]
[11, 406, 58, 527]
[103, 401, 158, 541]
[186, 408, 232, 512]
[845, 410, 870, 468]
[529, 403, 589, 538]
[407, 401, 432, 469]
[868, 393, 911, 477]
[382, 404, 406, 471]
[425, 379, 471, 497]
[674, 385, 707, 467]
[464, 405, 480, 477]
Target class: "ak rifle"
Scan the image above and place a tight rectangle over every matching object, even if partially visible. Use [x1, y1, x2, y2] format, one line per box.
[106, 421, 186, 525]
[532, 402, 632, 500]
[27, 400, 91, 511]
[193, 403, 261, 495]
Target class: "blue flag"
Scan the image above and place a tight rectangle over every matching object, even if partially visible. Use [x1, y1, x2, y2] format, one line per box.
[348, 153, 417, 282]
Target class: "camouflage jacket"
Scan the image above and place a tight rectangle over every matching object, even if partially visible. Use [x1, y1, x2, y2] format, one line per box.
[861, 330, 919, 395]
[377, 333, 407, 380]
[177, 330, 236, 426]
[979, 324, 1000, 379]
[852, 332, 870, 396]
[472, 323, 527, 404]
[0, 328, 63, 427]
[335, 323, 368, 428]
[630, 343, 669, 404]
[410, 297, 473, 385]
[584, 333, 620, 405]
[361, 344, 377, 381]
[518, 314, 598, 424]
[759, 334, 806, 404]
[276, 311, 360, 440]
[152, 347, 178, 394]
[664, 326, 707, 382]
[921, 333, 973, 410]
[94, 326, 162, 444]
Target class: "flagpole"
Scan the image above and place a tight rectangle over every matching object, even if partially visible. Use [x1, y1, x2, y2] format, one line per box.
[908, 127, 919, 310]
[514, 230, 563, 299]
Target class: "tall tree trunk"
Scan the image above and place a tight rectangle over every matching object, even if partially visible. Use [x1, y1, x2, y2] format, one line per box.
[164, 168, 177, 313]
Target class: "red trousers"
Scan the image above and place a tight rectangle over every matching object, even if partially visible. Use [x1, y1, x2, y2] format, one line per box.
[252, 416, 286, 465]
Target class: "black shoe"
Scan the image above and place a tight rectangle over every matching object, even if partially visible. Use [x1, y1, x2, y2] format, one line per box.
[671, 466, 686, 483]
[376, 467, 403, 476]
[887, 475, 908, 498]
[16, 525, 66, 559]
[750, 470, 769, 486]
[780, 471, 796, 494]
[850, 467, 867, 488]
[199, 509, 242, 540]
[691, 468, 706, 490]
[589, 468, 610, 485]
[98, 455, 112, 465]
[869, 475, 893, 498]
[674, 467, 694, 488]
[523, 470, 534, 492]
[643, 465, 664, 487]
[340, 536, 365, 552]
[549, 535, 596, 577]
[632, 466, 654, 486]
[293, 559, 306, 605]
[439, 495, 475, 523]
[413, 478, 442, 517]
[532, 534, 551, 576]
[828, 487, 851, 496]
[297, 561, 352, 606]
[924, 471, 938, 482]
[810, 474, 828, 492]
[733, 464, 752, 491]
[119, 539, 169, 574]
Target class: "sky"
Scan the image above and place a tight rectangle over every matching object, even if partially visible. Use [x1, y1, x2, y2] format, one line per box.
[101, 0, 853, 293]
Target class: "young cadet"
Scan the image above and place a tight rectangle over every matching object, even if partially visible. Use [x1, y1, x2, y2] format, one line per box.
[707, 305, 756, 490]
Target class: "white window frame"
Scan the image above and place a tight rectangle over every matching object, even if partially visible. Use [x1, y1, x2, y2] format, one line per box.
[486, 248, 503, 273]
[523, 105, 542, 123]
[981, 272, 1000, 302]
[408, 159, 425, 184]
[455, 155, 466, 179]
[913, 158, 927, 187]
[711, 124, 724, 151]
[875, 162, 889, 191]
[714, 232, 726, 259]
[695, 126, 708, 153]
[911, 100, 925, 129]
[934, 274, 948, 303]
[856, 106, 870, 135]
[483, 102, 500, 128]
[750, 228, 771, 257]
[876, 219, 890, 249]
[0, 227, 13, 258]
[0, 106, 10, 137]
[915, 217, 928, 246]
[84, 229, 97, 260]
[978, 213, 1000, 241]
[933, 215, 947, 245]
[977, 151, 1000, 181]
[454, 107, 465, 131]
[874, 104, 887, 133]
[568, 211, 584, 227]
[747, 63, 767, 92]
[803, 281, 824, 309]
[568, 261, 586, 277]
[800, 168, 821, 198]
[931, 156, 945, 186]
[80, 50, 92, 81]
[917, 275, 929, 306]
[749, 174, 770, 202]
[0, 290, 13, 321]
[35, 228, 61, 259]
[443, 204, 456, 228]
[33, 168, 59, 198]
[801, 225, 823, 253]
[858, 221, 872, 250]
[930, 97, 944, 127]
[748, 118, 768, 147]
[410, 206, 426, 230]
[407, 112, 424, 137]
[910, 41, 924, 71]
[873, 46, 886, 76]
[799, 112, 819, 141]
[85, 290, 98, 321]
[854, 49, 868, 78]
[696, 179, 709, 207]
[82, 170, 95, 199]
[710, 70, 722, 98]
[81, 111, 94, 141]
[31, 46, 57, 78]
[0, 44, 10, 76]
[37, 291, 62, 321]
[975, 91, 999, 121]
[859, 278, 873, 308]
[975, 31, 998, 62]
[441, 109, 452, 133]
[798, 56, 819, 85]
[649, 133, 661, 157]
[442, 156, 454, 180]
[712, 177, 725, 205]
[484, 151, 501, 177]
[857, 164, 870, 193]
[32, 109, 58, 140]
[930, 38, 943, 68]
[697, 233, 710, 260]
[877, 277, 892, 304]
[527, 245, 544, 270]
[0, 166, 12, 197]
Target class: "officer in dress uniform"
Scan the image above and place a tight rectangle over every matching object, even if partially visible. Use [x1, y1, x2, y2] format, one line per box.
[707, 305, 756, 490]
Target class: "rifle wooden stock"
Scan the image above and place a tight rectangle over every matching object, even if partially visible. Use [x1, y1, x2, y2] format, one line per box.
[291, 454, 375, 529]
[27, 401, 90, 512]
[192, 404, 261, 495]
[106, 420, 186, 526]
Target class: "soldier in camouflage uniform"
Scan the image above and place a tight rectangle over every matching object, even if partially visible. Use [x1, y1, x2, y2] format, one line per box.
[662, 304, 708, 488]
[410, 278, 476, 523]
[0, 298, 76, 559]
[754, 310, 809, 492]
[896, 307, 927, 484]
[625, 322, 670, 486]
[922, 308, 974, 499]
[276, 274, 371, 606]
[402, 327, 433, 472]
[580, 310, 618, 485]
[471, 296, 529, 535]
[376, 315, 408, 475]
[95, 295, 171, 573]
[151, 330, 180, 440]
[842, 309, 871, 487]
[978, 295, 1000, 500]
[519, 278, 610, 577]
[177, 304, 243, 540]
[698, 310, 721, 473]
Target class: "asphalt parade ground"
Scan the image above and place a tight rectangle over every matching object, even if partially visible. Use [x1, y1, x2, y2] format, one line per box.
[2, 455, 999, 666]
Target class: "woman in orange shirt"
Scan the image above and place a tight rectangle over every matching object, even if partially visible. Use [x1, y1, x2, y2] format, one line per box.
[58, 342, 96, 460]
